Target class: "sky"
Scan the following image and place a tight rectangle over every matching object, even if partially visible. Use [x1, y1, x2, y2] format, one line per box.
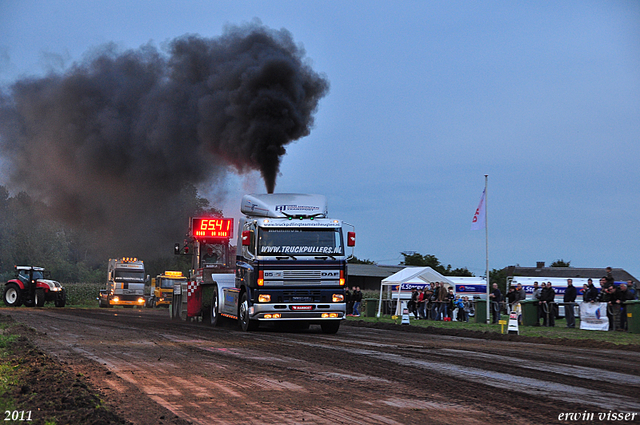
[1, 1, 639, 279]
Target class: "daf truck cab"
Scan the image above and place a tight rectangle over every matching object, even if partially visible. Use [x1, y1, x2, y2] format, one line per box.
[171, 194, 355, 334]
[233, 193, 355, 333]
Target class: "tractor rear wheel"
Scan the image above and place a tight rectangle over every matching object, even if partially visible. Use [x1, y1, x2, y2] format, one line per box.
[3, 284, 22, 307]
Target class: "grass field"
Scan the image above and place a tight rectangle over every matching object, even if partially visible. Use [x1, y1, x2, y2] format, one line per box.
[0, 322, 18, 413]
[349, 313, 640, 346]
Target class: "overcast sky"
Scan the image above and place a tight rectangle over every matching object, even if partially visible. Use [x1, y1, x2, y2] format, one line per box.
[1, 1, 639, 279]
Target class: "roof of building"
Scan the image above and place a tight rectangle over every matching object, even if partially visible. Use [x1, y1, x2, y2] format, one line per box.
[346, 263, 404, 278]
[505, 265, 638, 283]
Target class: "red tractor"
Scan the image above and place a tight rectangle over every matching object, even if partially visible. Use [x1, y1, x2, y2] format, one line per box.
[3, 266, 66, 307]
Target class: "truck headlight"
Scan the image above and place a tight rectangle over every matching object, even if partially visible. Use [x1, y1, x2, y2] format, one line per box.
[258, 294, 271, 303]
[332, 294, 344, 302]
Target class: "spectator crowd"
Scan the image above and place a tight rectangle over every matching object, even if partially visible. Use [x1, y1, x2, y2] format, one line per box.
[360, 267, 638, 332]
[392, 281, 475, 322]
[490, 267, 637, 331]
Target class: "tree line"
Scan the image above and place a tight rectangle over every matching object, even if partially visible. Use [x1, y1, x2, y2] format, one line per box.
[348, 252, 474, 277]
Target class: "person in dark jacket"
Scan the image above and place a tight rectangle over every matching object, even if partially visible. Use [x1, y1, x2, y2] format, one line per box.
[604, 267, 615, 288]
[430, 282, 441, 320]
[617, 283, 635, 330]
[596, 280, 612, 302]
[564, 279, 577, 328]
[515, 283, 526, 303]
[489, 283, 502, 324]
[540, 282, 556, 327]
[408, 287, 419, 319]
[352, 286, 363, 317]
[585, 278, 598, 302]
[506, 286, 518, 308]
[597, 283, 615, 330]
[446, 287, 455, 319]
[607, 284, 622, 330]
[423, 286, 434, 320]
[627, 280, 638, 300]
[345, 287, 353, 316]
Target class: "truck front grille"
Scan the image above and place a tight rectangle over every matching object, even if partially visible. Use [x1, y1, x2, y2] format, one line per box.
[283, 270, 322, 279]
[282, 290, 322, 302]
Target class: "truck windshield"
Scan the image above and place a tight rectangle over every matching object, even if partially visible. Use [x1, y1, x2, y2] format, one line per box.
[160, 278, 184, 289]
[114, 271, 145, 282]
[258, 228, 344, 256]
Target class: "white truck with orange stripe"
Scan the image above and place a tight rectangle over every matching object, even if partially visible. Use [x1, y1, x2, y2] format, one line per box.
[98, 258, 147, 308]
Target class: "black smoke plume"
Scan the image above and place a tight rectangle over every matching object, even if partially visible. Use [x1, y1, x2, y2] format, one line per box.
[0, 22, 329, 258]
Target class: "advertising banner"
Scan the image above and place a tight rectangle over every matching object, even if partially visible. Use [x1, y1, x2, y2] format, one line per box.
[579, 302, 609, 331]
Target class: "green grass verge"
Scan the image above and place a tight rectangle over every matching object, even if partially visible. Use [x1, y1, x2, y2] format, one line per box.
[349, 314, 640, 346]
[0, 323, 18, 412]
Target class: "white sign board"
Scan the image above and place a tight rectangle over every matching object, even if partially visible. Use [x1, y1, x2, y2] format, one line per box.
[579, 302, 609, 331]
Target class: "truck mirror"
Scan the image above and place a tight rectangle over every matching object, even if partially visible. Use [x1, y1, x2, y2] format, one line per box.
[242, 230, 251, 246]
[347, 231, 356, 247]
[174, 243, 181, 255]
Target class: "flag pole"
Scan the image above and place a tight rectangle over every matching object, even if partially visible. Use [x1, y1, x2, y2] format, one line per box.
[484, 174, 490, 324]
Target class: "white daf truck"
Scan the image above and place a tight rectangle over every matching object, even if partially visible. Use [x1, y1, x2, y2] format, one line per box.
[173, 193, 355, 334]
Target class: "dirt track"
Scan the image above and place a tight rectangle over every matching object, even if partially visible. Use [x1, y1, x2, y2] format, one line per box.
[3, 307, 640, 424]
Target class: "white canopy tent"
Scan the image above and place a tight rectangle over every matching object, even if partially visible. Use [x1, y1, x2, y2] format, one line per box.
[377, 267, 455, 317]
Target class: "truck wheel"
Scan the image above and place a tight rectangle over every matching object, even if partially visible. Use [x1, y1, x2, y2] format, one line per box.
[320, 321, 340, 334]
[35, 289, 45, 307]
[239, 292, 258, 332]
[4, 284, 22, 307]
[55, 289, 66, 307]
[99, 297, 113, 308]
[210, 286, 224, 327]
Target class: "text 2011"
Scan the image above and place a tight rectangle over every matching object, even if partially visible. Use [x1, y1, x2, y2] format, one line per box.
[4, 410, 32, 421]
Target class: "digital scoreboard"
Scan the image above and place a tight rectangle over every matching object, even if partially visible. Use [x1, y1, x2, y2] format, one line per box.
[190, 217, 234, 241]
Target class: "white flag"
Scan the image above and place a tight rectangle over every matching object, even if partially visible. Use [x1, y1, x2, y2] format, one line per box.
[471, 189, 485, 230]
